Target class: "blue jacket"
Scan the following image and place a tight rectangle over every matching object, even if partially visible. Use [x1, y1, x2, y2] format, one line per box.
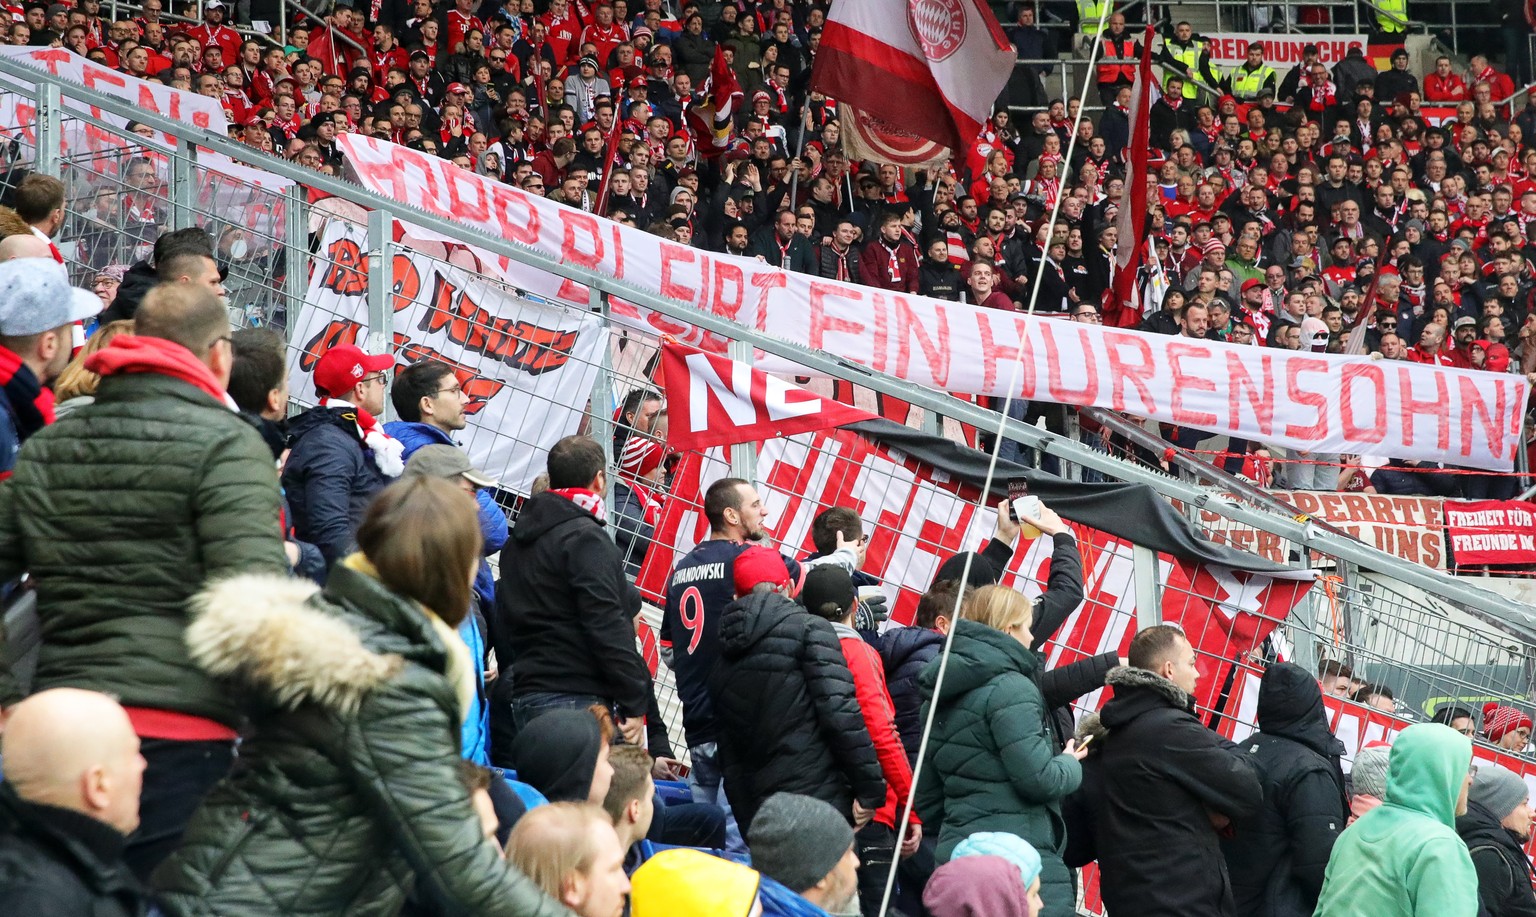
[282, 407, 391, 568]
[758, 874, 831, 916]
[384, 420, 509, 609]
[879, 625, 945, 767]
[0, 386, 16, 480]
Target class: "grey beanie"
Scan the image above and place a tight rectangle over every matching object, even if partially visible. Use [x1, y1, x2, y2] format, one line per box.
[1351, 746, 1390, 799]
[748, 793, 854, 893]
[1471, 763, 1529, 821]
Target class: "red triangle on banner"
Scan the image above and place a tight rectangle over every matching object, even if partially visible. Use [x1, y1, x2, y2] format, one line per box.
[660, 341, 879, 453]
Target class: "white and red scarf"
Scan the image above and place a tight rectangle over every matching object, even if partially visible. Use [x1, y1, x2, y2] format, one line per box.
[550, 486, 607, 521]
[319, 396, 404, 477]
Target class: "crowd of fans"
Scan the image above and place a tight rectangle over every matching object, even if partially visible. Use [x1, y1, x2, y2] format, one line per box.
[2, 0, 1536, 915]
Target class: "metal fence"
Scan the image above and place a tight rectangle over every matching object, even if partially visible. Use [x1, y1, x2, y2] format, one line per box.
[3, 53, 1534, 767]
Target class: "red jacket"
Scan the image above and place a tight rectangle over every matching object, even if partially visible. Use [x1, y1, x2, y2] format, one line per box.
[859, 238, 921, 294]
[836, 628, 919, 831]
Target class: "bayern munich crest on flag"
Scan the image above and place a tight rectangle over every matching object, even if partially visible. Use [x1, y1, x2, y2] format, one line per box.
[907, 0, 967, 61]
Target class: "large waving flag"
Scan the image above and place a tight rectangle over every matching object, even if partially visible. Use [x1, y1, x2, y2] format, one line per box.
[706, 46, 743, 149]
[813, 0, 1013, 156]
[1107, 25, 1157, 328]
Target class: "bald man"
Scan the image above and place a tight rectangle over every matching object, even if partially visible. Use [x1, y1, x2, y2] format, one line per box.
[0, 232, 54, 261]
[0, 689, 149, 915]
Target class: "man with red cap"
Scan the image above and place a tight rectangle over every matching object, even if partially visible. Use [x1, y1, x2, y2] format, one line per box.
[281, 343, 401, 569]
[708, 543, 886, 836]
[1483, 703, 1532, 753]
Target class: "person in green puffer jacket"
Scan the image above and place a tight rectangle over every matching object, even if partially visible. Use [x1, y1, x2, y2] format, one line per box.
[1313, 723, 1479, 917]
[152, 477, 572, 917]
[914, 585, 1087, 917]
[0, 283, 289, 878]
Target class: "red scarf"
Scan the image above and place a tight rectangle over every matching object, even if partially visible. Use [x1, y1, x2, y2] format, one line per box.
[85, 336, 228, 404]
[549, 486, 607, 521]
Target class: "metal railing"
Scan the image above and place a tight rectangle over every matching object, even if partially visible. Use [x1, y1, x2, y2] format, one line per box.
[4, 50, 1535, 727]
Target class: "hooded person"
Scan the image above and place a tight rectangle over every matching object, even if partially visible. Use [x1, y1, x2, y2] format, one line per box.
[1220, 663, 1348, 917]
[511, 710, 613, 805]
[1456, 763, 1536, 917]
[1348, 743, 1391, 824]
[630, 848, 763, 917]
[924, 853, 1040, 917]
[1313, 723, 1478, 917]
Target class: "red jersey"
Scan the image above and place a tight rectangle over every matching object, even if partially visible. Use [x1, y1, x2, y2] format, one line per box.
[835, 630, 920, 832]
[543, 9, 582, 64]
[187, 23, 241, 63]
[581, 22, 627, 67]
[368, 45, 408, 84]
[445, 10, 484, 52]
[1423, 72, 1466, 102]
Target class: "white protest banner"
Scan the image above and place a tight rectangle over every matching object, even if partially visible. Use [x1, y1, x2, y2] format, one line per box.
[337, 134, 1529, 471]
[289, 220, 605, 491]
[1197, 491, 1448, 569]
[1202, 32, 1368, 68]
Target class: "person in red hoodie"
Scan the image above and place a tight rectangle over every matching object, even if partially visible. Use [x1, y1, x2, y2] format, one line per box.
[803, 564, 922, 917]
[0, 282, 289, 881]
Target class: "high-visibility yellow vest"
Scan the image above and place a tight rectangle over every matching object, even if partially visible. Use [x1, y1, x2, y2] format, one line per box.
[1169, 40, 1201, 98]
[1230, 63, 1275, 98]
[1078, 0, 1111, 35]
[1376, 0, 1407, 33]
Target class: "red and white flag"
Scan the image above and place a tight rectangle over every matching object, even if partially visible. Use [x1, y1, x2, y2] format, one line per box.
[1108, 25, 1157, 328]
[659, 342, 875, 452]
[813, 0, 1013, 153]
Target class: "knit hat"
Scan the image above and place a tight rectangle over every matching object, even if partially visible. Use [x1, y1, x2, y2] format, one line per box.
[924, 855, 1032, 917]
[732, 545, 791, 596]
[631, 848, 761, 917]
[1483, 703, 1532, 743]
[510, 710, 603, 802]
[1470, 763, 1529, 820]
[952, 832, 1043, 889]
[747, 793, 854, 893]
[801, 564, 854, 621]
[1350, 743, 1391, 799]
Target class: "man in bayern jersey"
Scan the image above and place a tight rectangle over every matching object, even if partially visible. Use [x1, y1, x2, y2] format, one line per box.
[661, 477, 861, 855]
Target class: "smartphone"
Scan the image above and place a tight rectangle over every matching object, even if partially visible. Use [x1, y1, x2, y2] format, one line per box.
[1007, 478, 1029, 523]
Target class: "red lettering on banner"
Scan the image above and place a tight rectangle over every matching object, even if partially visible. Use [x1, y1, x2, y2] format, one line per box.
[136, 82, 162, 116]
[975, 310, 1029, 394]
[711, 261, 745, 323]
[391, 252, 420, 312]
[488, 183, 541, 245]
[1041, 322, 1099, 404]
[894, 294, 951, 387]
[1457, 375, 1507, 462]
[320, 237, 368, 295]
[387, 144, 442, 209]
[1225, 349, 1275, 436]
[1283, 357, 1330, 440]
[1397, 366, 1452, 452]
[28, 48, 70, 71]
[416, 272, 580, 374]
[658, 242, 698, 302]
[808, 283, 868, 350]
[610, 224, 625, 278]
[870, 292, 891, 372]
[396, 339, 507, 414]
[559, 209, 605, 270]
[1168, 341, 1218, 428]
[750, 271, 787, 330]
[445, 168, 491, 224]
[1339, 362, 1388, 444]
[81, 65, 127, 94]
[299, 319, 365, 371]
[1103, 333, 1157, 413]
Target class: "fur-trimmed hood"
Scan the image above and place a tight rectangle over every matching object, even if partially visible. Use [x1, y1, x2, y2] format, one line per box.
[1104, 664, 1193, 707]
[1099, 665, 1197, 734]
[186, 574, 402, 717]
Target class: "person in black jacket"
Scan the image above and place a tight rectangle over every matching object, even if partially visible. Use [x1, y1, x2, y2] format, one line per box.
[495, 435, 651, 745]
[709, 545, 885, 834]
[1149, 76, 1196, 152]
[918, 238, 964, 301]
[1457, 763, 1536, 917]
[1220, 662, 1347, 917]
[98, 227, 217, 325]
[1065, 625, 1263, 917]
[0, 688, 149, 917]
[750, 208, 816, 274]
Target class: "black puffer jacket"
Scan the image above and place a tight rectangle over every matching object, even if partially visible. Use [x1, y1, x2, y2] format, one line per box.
[1220, 663, 1348, 917]
[495, 492, 650, 718]
[880, 624, 944, 766]
[1064, 666, 1262, 917]
[1458, 800, 1536, 917]
[709, 589, 885, 833]
[0, 785, 148, 917]
[153, 566, 571, 917]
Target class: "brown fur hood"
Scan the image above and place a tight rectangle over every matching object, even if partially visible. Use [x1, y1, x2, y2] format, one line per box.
[186, 574, 402, 717]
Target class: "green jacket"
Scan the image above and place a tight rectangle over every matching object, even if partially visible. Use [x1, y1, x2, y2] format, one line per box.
[1313, 723, 1478, 917]
[0, 372, 288, 722]
[153, 566, 572, 917]
[913, 620, 1082, 915]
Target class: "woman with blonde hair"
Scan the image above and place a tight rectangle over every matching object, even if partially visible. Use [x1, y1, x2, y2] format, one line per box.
[52, 320, 134, 418]
[914, 584, 1088, 917]
[155, 477, 571, 916]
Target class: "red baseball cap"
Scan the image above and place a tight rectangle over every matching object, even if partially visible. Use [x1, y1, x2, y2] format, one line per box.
[447, 82, 468, 94]
[313, 344, 393, 396]
[1241, 278, 1264, 293]
[628, 75, 648, 89]
[733, 545, 790, 596]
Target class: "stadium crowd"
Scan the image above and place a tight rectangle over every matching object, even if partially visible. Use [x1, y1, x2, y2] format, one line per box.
[0, 1, 1534, 916]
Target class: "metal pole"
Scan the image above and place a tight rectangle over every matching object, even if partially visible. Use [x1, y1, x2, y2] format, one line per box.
[727, 338, 758, 482]
[1133, 544, 1161, 629]
[788, 107, 808, 209]
[33, 81, 60, 178]
[589, 286, 617, 530]
[171, 138, 197, 230]
[282, 182, 308, 334]
[365, 208, 395, 417]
